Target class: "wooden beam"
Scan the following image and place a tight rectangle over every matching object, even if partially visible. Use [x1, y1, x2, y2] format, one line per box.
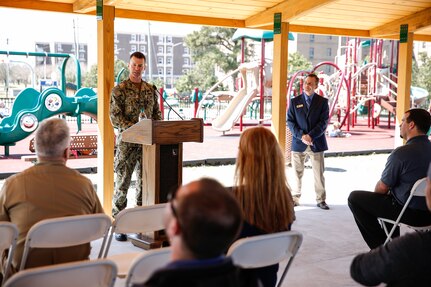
[414, 34, 431, 42]
[395, 32, 414, 147]
[370, 7, 431, 38]
[0, 0, 72, 13]
[97, 5, 116, 217]
[290, 25, 369, 37]
[272, 22, 289, 153]
[73, 0, 96, 13]
[114, 9, 245, 28]
[245, 0, 337, 28]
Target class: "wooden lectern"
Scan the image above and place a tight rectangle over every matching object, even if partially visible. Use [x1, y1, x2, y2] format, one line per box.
[121, 118, 204, 248]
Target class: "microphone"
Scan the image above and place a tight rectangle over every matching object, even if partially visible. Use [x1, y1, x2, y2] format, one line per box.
[152, 85, 184, 120]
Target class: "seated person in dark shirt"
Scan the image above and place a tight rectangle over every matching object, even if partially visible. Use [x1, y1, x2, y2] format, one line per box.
[233, 127, 296, 287]
[350, 163, 431, 286]
[348, 108, 431, 249]
[133, 178, 261, 287]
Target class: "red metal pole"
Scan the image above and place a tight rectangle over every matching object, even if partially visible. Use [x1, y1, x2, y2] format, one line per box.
[240, 37, 245, 131]
[159, 87, 165, 119]
[259, 39, 265, 122]
[193, 87, 199, 118]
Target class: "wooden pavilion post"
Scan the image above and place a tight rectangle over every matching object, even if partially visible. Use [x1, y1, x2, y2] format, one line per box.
[97, 5, 116, 216]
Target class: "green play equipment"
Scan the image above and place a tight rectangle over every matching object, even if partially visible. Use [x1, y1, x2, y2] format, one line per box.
[0, 51, 97, 155]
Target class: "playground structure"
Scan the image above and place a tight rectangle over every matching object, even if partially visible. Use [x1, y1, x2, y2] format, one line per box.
[0, 51, 97, 155]
[287, 38, 429, 132]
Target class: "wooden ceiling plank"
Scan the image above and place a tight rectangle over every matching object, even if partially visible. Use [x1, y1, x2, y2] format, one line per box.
[73, 0, 96, 13]
[341, 0, 428, 12]
[123, 0, 266, 12]
[0, 0, 73, 13]
[370, 7, 431, 37]
[316, 7, 401, 20]
[374, 0, 431, 9]
[114, 9, 246, 28]
[328, 3, 414, 16]
[245, 0, 338, 28]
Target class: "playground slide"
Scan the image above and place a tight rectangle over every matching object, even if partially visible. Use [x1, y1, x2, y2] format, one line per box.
[0, 87, 97, 146]
[211, 88, 258, 132]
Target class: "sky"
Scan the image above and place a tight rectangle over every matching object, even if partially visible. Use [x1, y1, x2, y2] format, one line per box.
[0, 7, 201, 65]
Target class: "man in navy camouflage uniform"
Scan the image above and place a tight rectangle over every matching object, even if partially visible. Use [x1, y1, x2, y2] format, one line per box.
[110, 51, 162, 241]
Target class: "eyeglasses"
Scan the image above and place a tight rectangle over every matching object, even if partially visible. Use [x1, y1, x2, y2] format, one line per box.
[167, 187, 179, 221]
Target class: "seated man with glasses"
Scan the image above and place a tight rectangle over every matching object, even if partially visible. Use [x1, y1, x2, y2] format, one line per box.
[133, 178, 261, 287]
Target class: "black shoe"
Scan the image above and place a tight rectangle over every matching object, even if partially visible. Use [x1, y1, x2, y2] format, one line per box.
[115, 233, 127, 241]
[317, 201, 330, 210]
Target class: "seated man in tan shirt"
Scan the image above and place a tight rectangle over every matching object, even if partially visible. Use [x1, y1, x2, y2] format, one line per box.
[0, 117, 104, 278]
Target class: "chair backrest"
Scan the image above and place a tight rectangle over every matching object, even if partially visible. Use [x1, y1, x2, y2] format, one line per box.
[125, 247, 171, 287]
[382, 177, 427, 245]
[19, 213, 112, 271]
[4, 259, 117, 287]
[103, 204, 166, 257]
[0, 222, 19, 285]
[227, 231, 303, 287]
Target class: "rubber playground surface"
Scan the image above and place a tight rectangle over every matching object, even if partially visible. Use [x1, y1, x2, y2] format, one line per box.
[0, 116, 396, 178]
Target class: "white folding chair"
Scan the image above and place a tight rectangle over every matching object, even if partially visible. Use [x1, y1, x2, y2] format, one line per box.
[0, 222, 18, 285]
[102, 204, 167, 277]
[125, 247, 171, 287]
[4, 259, 117, 287]
[227, 230, 303, 287]
[19, 213, 112, 271]
[378, 177, 429, 245]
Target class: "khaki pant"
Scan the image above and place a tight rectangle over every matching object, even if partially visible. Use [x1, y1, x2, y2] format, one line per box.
[291, 146, 326, 203]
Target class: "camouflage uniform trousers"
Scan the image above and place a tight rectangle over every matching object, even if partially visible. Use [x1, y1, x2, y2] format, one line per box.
[112, 142, 144, 217]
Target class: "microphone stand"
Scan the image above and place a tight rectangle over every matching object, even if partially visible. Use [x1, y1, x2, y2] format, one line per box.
[153, 85, 184, 120]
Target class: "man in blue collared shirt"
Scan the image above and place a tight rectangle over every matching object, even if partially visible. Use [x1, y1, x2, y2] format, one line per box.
[133, 178, 261, 287]
[348, 108, 431, 249]
[350, 163, 431, 286]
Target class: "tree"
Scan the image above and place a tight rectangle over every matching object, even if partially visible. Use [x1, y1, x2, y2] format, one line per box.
[179, 27, 251, 92]
[288, 52, 313, 75]
[83, 59, 128, 88]
[416, 52, 431, 96]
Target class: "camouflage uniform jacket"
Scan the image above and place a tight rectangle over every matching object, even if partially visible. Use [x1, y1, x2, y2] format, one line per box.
[110, 79, 162, 145]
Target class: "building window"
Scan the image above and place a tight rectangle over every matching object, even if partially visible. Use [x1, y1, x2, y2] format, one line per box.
[182, 68, 189, 74]
[158, 57, 163, 64]
[326, 48, 332, 57]
[131, 45, 137, 52]
[158, 68, 163, 75]
[167, 68, 172, 75]
[158, 46, 163, 53]
[167, 57, 172, 65]
[158, 35, 164, 42]
[184, 58, 190, 65]
[140, 34, 146, 42]
[131, 34, 137, 42]
[309, 35, 315, 42]
[56, 43, 63, 52]
[167, 46, 173, 54]
[184, 47, 190, 55]
[167, 36, 172, 43]
[309, 47, 314, 60]
[140, 45, 146, 54]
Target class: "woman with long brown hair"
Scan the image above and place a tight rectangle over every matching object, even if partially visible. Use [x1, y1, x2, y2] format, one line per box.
[233, 126, 295, 287]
